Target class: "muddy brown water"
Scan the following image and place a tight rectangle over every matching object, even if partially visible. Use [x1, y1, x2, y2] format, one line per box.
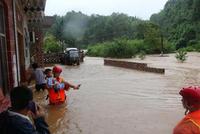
[34, 52, 200, 134]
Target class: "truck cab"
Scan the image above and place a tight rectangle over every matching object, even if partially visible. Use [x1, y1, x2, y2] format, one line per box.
[62, 48, 80, 65]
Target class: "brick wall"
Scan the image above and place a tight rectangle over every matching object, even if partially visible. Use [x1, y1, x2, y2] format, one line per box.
[104, 59, 165, 74]
[3, 0, 16, 90]
[0, 0, 16, 112]
[31, 27, 44, 67]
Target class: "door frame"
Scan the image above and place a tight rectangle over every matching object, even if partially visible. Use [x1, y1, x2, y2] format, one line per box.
[0, 1, 9, 95]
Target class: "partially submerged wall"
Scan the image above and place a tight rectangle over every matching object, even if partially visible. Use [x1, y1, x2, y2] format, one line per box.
[104, 59, 165, 74]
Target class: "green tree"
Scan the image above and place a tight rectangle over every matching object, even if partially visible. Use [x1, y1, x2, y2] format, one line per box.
[136, 22, 162, 53]
[150, 0, 200, 50]
[50, 16, 64, 41]
[43, 34, 62, 53]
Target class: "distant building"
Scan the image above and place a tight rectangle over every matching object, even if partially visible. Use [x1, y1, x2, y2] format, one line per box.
[0, 0, 47, 112]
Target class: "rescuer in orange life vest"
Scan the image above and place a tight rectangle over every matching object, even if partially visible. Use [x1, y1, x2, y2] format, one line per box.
[47, 66, 80, 105]
[173, 86, 200, 134]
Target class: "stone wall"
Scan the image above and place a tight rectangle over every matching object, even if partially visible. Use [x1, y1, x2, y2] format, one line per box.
[104, 59, 165, 74]
[44, 53, 62, 64]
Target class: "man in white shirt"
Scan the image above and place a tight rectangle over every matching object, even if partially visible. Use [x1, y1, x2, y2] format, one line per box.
[28, 63, 46, 92]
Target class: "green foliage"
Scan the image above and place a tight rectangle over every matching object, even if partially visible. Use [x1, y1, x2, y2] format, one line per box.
[49, 11, 164, 50]
[195, 42, 200, 52]
[87, 39, 144, 58]
[186, 41, 200, 52]
[150, 0, 200, 49]
[143, 22, 162, 53]
[43, 34, 62, 53]
[112, 21, 170, 54]
[163, 41, 176, 53]
[104, 39, 134, 58]
[50, 16, 65, 41]
[49, 12, 89, 48]
[175, 48, 187, 62]
[47, 10, 178, 56]
[184, 46, 195, 52]
[138, 51, 146, 60]
[87, 43, 107, 57]
[87, 38, 173, 58]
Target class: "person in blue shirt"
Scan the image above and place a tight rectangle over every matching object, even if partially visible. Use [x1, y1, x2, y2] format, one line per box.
[44, 68, 55, 89]
[0, 86, 50, 134]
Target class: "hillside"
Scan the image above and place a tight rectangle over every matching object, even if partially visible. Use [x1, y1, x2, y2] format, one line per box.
[150, 0, 200, 49]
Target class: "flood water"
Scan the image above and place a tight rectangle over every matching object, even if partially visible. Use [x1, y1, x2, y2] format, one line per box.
[34, 52, 200, 134]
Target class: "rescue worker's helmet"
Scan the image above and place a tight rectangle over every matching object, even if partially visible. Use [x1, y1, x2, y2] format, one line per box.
[52, 66, 62, 73]
[179, 86, 200, 106]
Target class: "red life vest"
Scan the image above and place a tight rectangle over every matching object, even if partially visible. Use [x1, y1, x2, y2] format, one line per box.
[48, 77, 69, 105]
[174, 110, 200, 134]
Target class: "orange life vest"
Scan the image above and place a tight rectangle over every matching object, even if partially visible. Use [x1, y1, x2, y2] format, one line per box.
[174, 110, 200, 134]
[48, 77, 69, 105]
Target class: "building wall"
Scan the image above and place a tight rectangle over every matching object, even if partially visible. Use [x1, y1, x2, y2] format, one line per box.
[35, 28, 44, 67]
[15, 0, 30, 83]
[0, 0, 46, 112]
[0, 0, 16, 113]
[28, 22, 45, 67]
[3, 0, 16, 90]
[0, 0, 32, 111]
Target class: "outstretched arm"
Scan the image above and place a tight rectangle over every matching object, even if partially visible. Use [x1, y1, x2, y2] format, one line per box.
[64, 81, 81, 90]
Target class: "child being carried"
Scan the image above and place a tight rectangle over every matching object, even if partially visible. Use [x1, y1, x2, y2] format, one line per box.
[45, 68, 64, 99]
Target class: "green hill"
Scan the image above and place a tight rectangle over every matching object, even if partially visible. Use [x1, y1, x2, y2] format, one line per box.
[150, 0, 200, 49]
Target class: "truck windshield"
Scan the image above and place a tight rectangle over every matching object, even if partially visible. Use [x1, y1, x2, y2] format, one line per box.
[69, 50, 79, 57]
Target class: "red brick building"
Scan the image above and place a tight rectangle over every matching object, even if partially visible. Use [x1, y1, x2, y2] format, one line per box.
[0, 0, 47, 112]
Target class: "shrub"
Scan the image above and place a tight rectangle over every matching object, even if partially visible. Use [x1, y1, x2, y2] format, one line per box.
[175, 48, 187, 62]
[185, 46, 195, 52]
[163, 41, 176, 53]
[194, 41, 200, 52]
[43, 35, 62, 53]
[87, 38, 174, 58]
[87, 44, 106, 57]
[138, 51, 146, 60]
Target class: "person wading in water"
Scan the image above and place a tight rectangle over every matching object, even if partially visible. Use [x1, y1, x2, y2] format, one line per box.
[46, 65, 80, 105]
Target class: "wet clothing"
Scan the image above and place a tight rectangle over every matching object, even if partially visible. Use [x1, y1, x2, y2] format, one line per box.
[31, 68, 46, 92]
[34, 68, 46, 85]
[35, 84, 46, 92]
[46, 77, 54, 88]
[47, 77, 68, 105]
[46, 77, 65, 92]
[48, 88, 66, 105]
[173, 110, 200, 134]
[0, 110, 50, 134]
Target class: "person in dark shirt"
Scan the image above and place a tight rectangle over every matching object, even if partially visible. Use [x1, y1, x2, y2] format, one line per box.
[0, 86, 50, 134]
